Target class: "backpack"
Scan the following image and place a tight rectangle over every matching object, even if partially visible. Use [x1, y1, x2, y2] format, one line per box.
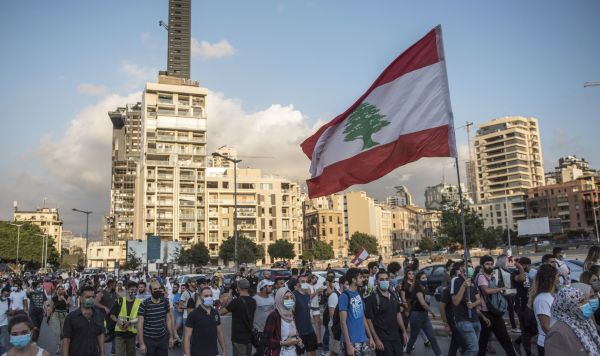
[476, 272, 508, 317]
[322, 290, 339, 327]
[330, 290, 352, 341]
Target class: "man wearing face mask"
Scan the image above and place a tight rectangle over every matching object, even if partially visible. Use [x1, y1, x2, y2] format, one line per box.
[365, 270, 408, 356]
[387, 262, 402, 290]
[137, 281, 175, 356]
[512, 257, 537, 356]
[62, 286, 105, 356]
[184, 287, 227, 356]
[290, 276, 318, 356]
[253, 279, 275, 356]
[553, 247, 571, 286]
[110, 282, 140, 356]
[450, 260, 481, 356]
[27, 281, 47, 343]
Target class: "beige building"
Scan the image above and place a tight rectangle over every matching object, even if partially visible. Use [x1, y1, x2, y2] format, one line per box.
[107, 103, 142, 243]
[14, 207, 63, 252]
[545, 155, 596, 185]
[205, 154, 304, 264]
[473, 116, 544, 229]
[389, 205, 441, 253]
[87, 241, 127, 271]
[303, 195, 347, 259]
[133, 74, 208, 248]
[61, 230, 86, 253]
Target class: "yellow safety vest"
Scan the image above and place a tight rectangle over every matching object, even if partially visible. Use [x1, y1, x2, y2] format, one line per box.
[114, 297, 141, 334]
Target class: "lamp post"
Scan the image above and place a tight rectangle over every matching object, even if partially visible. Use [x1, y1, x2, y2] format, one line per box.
[212, 152, 242, 271]
[593, 206, 600, 245]
[9, 223, 24, 272]
[72, 208, 92, 268]
[36, 234, 48, 269]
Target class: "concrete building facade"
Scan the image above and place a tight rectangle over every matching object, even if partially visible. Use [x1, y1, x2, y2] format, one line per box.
[545, 155, 596, 185]
[473, 116, 545, 229]
[424, 182, 470, 210]
[87, 241, 126, 271]
[303, 196, 347, 259]
[14, 207, 63, 251]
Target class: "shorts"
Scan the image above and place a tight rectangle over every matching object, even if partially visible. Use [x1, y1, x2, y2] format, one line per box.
[311, 307, 321, 317]
[173, 310, 183, 327]
[329, 326, 341, 354]
[342, 341, 371, 356]
[300, 331, 318, 352]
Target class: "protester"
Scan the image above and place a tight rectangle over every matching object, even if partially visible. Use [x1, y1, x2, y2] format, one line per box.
[308, 274, 323, 348]
[253, 279, 275, 356]
[531, 264, 559, 356]
[476, 255, 516, 356]
[179, 281, 196, 324]
[10, 282, 28, 315]
[366, 262, 379, 291]
[220, 278, 256, 356]
[545, 286, 600, 355]
[263, 288, 302, 356]
[136, 282, 151, 301]
[110, 281, 140, 356]
[339, 268, 375, 356]
[0, 286, 11, 355]
[495, 254, 519, 333]
[440, 264, 465, 356]
[583, 245, 600, 271]
[184, 286, 227, 356]
[387, 262, 402, 289]
[399, 269, 429, 347]
[137, 281, 175, 356]
[365, 270, 408, 356]
[512, 257, 537, 356]
[289, 276, 318, 356]
[327, 276, 346, 356]
[553, 247, 570, 285]
[48, 285, 70, 354]
[404, 271, 441, 356]
[450, 260, 481, 356]
[62, 285, 105, 356]
[6, 313, 49, 356]
[27, 281, 47, 343]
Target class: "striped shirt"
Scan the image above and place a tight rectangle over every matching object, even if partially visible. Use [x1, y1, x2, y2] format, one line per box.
[138, 298, 170, 338]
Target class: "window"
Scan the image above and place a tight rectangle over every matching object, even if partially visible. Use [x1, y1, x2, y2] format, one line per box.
[329, 228, 333, 235]
[222, 219, 229, 227]
[321, 229, 326, 236]
[329, 216, 333, 222]
[221, 207, 228, 214]
[207, 181, 218, 189]
[222, 182, 229, 189]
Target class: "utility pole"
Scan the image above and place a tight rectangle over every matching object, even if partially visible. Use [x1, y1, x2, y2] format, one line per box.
[9, 223, 24, 272]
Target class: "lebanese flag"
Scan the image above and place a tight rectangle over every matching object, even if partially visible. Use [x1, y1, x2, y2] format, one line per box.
[351, 246, 369, 266]
[301, 25, 456, 198]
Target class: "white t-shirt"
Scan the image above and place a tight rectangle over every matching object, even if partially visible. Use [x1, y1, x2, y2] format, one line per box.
[10, 290, 27, 311]
[368, 276, 376, 289]
[533, 292, 555, 346]
[327, 292, 339, 327]
[309, 285, 320, 309]
[280, 319, 298, 356]
[210, 287, 220, 301]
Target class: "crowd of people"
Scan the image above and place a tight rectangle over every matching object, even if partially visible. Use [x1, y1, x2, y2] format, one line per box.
[2, 245, 600, 355]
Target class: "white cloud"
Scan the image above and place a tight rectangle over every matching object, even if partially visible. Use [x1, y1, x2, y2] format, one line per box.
[77, 83, 109, 96]
[120, 62, 157, 90]
[191, 39, 236, 60]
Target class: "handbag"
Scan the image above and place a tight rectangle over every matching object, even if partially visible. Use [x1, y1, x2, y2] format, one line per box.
[240, 297, 262, 348]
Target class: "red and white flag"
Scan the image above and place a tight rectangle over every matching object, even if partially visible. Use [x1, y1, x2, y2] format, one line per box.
[351, 246, 369, 266]
[301, 25, 456, 198]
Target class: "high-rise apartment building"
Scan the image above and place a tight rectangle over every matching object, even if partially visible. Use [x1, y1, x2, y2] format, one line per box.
[107, 103, 142, 243]
[14, 207, 63, 251]
[425, 182, 471, 210]
[205, 165, 304, 264]
[134, 75, 208, 248]
[545, 155, 596, 185]
[166, 0, 191, 79]
[472, 116, 544, 229]
[386, 185, 413, 207]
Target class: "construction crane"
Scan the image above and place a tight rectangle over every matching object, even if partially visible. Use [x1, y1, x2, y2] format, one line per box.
[465, 121, 474, 160]
[158, 20, 169, 31]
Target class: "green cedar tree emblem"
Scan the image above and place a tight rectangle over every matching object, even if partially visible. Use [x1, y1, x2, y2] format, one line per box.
[343, 102, 390, 150]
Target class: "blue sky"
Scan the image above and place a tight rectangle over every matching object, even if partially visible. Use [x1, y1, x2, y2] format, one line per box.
[1, 0, 599, 236]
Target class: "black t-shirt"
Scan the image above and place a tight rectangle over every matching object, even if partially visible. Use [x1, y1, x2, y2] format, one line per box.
[52, 295, 68, 312]
[225, 296, 256, 344]
[292, 290, 313, 335]
[410, 288, 427, 312]
[29, 291, 47, 310]
[185, 307, 221, 356]
[110, 299, 137, 338]
[440, 287, 455, 328]
[364, 290, 401, 341]
[450, 277, 478, 322]
[511, 271, 530, 311]
[62, 309, 105, 356]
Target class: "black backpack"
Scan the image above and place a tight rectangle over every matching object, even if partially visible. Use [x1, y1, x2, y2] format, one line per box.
[322, 290, 339, 327]
[330, 290, 352, 341]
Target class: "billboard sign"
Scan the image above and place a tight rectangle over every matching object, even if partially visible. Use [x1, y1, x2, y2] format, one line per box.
[147, 235, 161, 261]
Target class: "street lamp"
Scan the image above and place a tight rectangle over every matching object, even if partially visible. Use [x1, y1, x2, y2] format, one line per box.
[72, 208, 92, 268]
[9, 223, 24, 271]
[36, 234, 48, 269]
[212, 152, 242, 271]
[593, 206, 600, 245]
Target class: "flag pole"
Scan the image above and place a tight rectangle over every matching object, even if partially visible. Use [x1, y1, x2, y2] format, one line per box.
[454, 157, 469, 265]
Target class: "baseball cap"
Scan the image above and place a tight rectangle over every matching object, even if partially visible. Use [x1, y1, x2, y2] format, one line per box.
[237, 278, 250, 290]
[257, 279, 274, 292]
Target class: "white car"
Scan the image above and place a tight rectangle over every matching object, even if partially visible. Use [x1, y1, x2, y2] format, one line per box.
[312, 270, 343, 289]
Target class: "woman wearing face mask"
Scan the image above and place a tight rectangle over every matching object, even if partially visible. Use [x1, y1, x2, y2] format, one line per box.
[545, 286, 600, 355]
[183, 287, 227, 356]
[263, 287, 303, 356]
[400, 270, 430, 347]
[404, 272, 441, 356]
[49, 286, 71, 355]
[530, 264, 559, 356]
[3, 313, 49, 356]
[583, 246, 600, 271]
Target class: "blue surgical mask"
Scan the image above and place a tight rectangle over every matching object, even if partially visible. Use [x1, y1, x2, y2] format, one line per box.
[202, 297, 214, 307]
[390, 276, 401, 288]
[466, 267, 474, 278]
[283, 299, 295, 310]
[379, 281, 389, 291]
[10, 334, 31, 349]
[590, 299, 599, 312]
[579, 302, 594, 320]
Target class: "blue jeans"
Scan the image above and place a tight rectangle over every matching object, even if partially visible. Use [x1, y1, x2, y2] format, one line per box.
[405, 311, 441, 356]
[323, 325, 330, 352]
[456, 320, 481, 356]
[0, 325, 7, 355]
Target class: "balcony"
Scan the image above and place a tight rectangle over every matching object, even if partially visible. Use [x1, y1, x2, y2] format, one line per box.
[179, 214, 195, 220]
[157, 174, 173, 180]
[180, 175, 195, 181]
[147, 160, 172, 166]
[208, 212, 219, 218]
[209, 224, 219, 230]
[179, 188, 196, 194]
[238, 211, 256, 217]
[156, 135, 177, 142]
[158, 200, 173, 206]
[239, 224, 257, 230]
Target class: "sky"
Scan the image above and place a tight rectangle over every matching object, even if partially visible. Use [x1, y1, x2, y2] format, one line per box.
[1, 0, 599, 238]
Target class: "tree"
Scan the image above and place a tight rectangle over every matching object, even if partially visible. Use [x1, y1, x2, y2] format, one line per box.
[418, 236, 435, 254]
[123, 248, 142, 271]
[187, 242, 210, 267]
[438, 199, 486, 248]
[219, 235, 265, 264]
[481, 227, 500, 253]
[310, 240, 335, 261]
[0, 221, 60, 268]
[343, 102, 390, 150]
[61, 246, 85, 271]
[268, 240, 296, 261]
[348, 232, 379, 256]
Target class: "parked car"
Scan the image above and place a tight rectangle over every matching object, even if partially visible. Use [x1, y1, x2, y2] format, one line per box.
[530, 259, 583, 283]
[271, 261, 287, 268]
[418, 264, 449, 295]
[255, 269, 292, 281]
[312, 270, 344, 288]
[223, 273, 236, 289]
[178, 274, 209, 285]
